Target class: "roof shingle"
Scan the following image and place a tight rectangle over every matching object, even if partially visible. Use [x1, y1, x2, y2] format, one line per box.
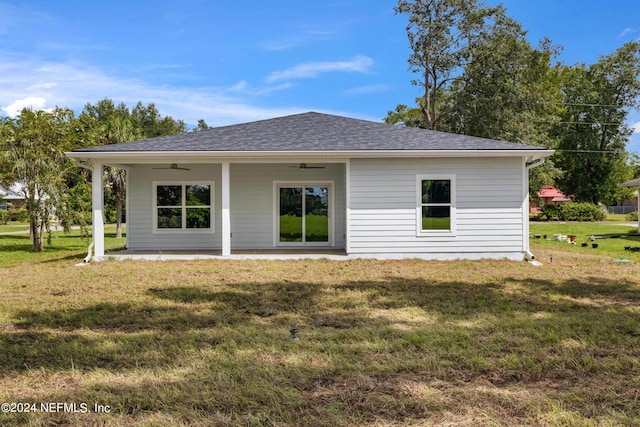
[73, 112, 546, 153]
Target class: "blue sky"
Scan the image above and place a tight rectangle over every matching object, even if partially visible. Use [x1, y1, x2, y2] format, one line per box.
[1, 0, 639, 151]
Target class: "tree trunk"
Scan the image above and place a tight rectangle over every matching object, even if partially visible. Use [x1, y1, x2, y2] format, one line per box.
[115, 197, 123, 239]
[30, 214, 42, 252]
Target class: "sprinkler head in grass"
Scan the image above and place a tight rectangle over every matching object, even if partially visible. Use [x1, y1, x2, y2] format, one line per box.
[290, 327, 299, 341]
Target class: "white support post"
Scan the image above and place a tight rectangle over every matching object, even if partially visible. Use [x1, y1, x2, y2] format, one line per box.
[221, 162, 231, 256]
[92, 161, 105, 258]
[345, 159, 351, 255]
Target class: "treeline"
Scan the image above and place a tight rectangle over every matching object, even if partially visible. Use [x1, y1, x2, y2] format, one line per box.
[0, 99, 208, 251]
[389, 0, 640, 205]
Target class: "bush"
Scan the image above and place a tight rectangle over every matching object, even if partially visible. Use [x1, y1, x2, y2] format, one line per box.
[0, 210, 9, 225]
[9, 208, 30, 223]
[558, 202, 605, 221]
[539, 204, 559, 221]
[626, 211, 638, 222]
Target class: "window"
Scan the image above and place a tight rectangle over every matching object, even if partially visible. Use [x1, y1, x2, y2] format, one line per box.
[153, 182, 214, 233]
[416, 175, 455, 236]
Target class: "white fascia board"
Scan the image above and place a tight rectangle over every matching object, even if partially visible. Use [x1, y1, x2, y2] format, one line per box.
[65, 149, 555, 163]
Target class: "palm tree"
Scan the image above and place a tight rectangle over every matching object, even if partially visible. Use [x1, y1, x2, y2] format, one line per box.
[103, 114, 138, 239]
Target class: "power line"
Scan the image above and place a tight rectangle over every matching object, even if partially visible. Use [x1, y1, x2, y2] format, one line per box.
[553, 149, 623, 154]
[537, 101, 625, 108]
[531, 120, 626, 126]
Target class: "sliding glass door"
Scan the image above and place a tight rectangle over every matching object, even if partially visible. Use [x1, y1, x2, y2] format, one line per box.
[278, 184, 330, 246]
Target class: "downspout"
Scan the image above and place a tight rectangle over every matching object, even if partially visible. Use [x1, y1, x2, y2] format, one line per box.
[524, 157, 546, 261]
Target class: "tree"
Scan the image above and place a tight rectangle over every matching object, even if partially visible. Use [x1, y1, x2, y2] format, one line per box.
[81, 99, 190, 238]
[131, 102, 186, 137]
[195, 119, 209, 131]
[82, 99, 144, 238]
[389, 2, 563, 196]
[394, 0, 514, 130]
[384, 102, 427, 128]
[0, 108, 79, 251]
[554, 42, 640, 204]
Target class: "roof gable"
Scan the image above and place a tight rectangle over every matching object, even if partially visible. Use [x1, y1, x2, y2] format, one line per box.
[72, 112, 547, 153]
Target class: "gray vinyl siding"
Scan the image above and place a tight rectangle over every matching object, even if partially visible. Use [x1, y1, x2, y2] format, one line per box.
[127, 163, 346, 251]
[348, 157, 526, 258]
[230, 163, 346, 249]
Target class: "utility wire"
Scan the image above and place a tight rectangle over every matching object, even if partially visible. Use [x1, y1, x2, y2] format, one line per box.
[536, 101, 625, 108]
[531, 120, 626, 126]
[552, 149, 623, 154]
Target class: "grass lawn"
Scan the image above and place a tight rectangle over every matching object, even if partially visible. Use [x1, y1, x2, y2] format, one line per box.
[0, 225, 126, 268]
[0, 224, 639, 426]
[530, 222, 640, 261]
[603, 213, 633, 222]
[0, 221, 30, 234]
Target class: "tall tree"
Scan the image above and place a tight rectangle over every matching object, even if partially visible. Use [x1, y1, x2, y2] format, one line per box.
[81, 99, 140, 238]
[554, 42, 640, 204]
[131, 102, 186, 137]
[394, 0, 513, 130]
[81, 99, 190, 238]
[0, 108, 79, 251]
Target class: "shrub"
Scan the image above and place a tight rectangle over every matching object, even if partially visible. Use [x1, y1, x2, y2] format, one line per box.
[558, 202, 605, 221]
[9, 208, 30, 223]
[0, 210, 9, 225]
[626, 211, 638, 222]
[539, 204, 559, 221]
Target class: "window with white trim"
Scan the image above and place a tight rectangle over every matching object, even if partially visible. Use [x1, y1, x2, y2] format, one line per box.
[153, 182, 214, 233]
[416, 175, 456, 236]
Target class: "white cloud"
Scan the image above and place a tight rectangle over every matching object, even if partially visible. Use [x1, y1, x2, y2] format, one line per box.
[266, 55, 373, 82]
[261, 30, 335, 51]
[632, 122, 640, 133]
[0, 53, 314, 126]
[344, 84, 390, 95]
[618, 27, 638, 38]
[2, 96, 49, 116]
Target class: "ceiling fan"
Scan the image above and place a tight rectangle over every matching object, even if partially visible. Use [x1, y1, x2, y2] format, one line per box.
[152, 163, 190, 171]
[290, 163, 325, 170]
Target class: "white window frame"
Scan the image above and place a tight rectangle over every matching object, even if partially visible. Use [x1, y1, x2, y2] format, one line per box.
[416, 174, 456, 237]
[152, 181, 215, 234]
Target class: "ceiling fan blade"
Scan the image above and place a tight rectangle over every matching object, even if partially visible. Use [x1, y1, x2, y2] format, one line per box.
[152, 163, 190, 170]
[290, 163, 326, 169]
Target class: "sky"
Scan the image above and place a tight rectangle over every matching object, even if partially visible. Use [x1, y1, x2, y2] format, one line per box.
[1, 0, 639, 151]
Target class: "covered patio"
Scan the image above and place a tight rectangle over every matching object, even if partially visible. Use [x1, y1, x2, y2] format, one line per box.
[101, 248, 348, 261]
[83, 158, 348, 260]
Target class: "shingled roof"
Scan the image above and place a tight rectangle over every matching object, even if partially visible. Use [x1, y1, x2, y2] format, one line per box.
[73, 112, 546, 153]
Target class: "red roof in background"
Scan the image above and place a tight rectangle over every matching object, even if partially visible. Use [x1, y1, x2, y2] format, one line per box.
[538, 185, 572, 202]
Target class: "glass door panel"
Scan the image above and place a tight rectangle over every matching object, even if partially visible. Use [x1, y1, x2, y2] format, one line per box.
[305, 187, 329, 242]
[278, 184, 331, 245]
[279, 187, 303, 242]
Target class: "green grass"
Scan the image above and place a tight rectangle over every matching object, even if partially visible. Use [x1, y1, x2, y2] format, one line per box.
[0, 225, 126, 268]
[604, 213, 633, 222]
[0, 221, 30, 233]
[0, 223, 639, 425]
[530, 222, 640, 260]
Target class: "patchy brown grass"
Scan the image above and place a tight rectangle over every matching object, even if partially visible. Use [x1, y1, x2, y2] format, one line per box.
[0, 248, 639, 426]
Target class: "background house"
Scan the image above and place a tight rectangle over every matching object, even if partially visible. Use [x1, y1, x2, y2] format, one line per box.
[0, 185, 26, 211]
[529, 185, 571, 214]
